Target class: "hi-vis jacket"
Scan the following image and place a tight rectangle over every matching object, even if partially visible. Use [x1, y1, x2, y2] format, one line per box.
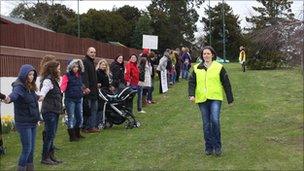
[239, 50, 246, 63]
[188, 61, 234, 104]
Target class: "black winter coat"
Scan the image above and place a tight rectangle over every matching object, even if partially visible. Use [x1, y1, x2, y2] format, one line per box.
[110, 61, 125, 88]
[82, 55, 98, 99]
[97, 69, 110, 89]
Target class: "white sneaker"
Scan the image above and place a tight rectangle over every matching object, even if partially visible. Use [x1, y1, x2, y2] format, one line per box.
[138, 110, 146, 114]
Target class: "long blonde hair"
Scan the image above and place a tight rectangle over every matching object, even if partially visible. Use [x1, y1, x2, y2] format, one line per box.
[96, 59, 110, 76]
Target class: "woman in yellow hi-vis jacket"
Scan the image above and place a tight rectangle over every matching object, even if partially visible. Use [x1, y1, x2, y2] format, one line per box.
[239, 46, 246, 72]
[188, 46, 234, 157]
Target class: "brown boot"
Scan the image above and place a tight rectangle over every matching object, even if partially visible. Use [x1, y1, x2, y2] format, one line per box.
[25, 163, 34, 171]
[75, 128, 85, 139]
[17, 166, 26, 171]
[41, 153, 57, 165]
[67, 129, 79, 142]
[142, 96, 147, 106]
[50, 150, 63, 164]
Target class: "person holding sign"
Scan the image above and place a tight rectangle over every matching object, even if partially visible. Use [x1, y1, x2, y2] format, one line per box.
[156, 49, 170, 94]
[188, 46, 234, 157]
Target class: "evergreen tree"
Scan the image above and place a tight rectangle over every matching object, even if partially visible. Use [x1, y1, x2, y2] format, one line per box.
[131, 13, 154, 49]
[245, 0, 294, 30]
[244, 0, 296, 69]
[10, 2, 76, 32]
[201, 2, 243, 61]
[114, 5, 141, 46]
[147, 0, 203, 52]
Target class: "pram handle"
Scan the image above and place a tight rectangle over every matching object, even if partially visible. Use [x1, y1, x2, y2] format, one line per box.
[98, 86, 137, 102]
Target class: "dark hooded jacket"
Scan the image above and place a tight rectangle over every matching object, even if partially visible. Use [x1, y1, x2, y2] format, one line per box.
[110, 60, 125, 88]
[9, 64, 40, 123]
[64, 59, 84, 99]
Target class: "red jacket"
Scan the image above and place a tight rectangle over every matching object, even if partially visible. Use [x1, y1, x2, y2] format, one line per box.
[124, 61, 139, 86]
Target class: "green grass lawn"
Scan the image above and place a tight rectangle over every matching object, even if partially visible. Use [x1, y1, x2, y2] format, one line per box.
[1, 63, 303, 170]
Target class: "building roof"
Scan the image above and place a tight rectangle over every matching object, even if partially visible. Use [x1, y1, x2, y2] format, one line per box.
[0, 15, 54, 32]
[108, 41, 127, 47]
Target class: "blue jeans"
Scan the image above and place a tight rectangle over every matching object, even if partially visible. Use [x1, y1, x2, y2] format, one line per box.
[84, 99, 98, 129]
[171, 70, 176, 84]
[198, 100, 222, 152]
[15, 123, 37, 167]
[131, 85, 143, 111]
[65, 98, 83, 129]
[182, 69, 189, 79]
[42, 112, 59, 157]
[145, 86, 154, 101]
[96, 100, 106, 127]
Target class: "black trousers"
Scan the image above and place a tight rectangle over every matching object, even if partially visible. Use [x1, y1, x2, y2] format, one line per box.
[175, 66, 181, 82]
[157, 71, 163, 94]
[0, 116, 3, 146]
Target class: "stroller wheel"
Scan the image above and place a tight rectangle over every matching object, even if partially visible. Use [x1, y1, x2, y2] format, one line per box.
[124, 121, 133, 129]
[135, 121, 141, 128]
[106, 122, 113, 128]
[98, 123, 105, 130]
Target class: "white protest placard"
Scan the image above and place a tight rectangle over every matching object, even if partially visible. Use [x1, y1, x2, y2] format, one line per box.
[161, 70, 168, 93]
[142, 35, 158, 50]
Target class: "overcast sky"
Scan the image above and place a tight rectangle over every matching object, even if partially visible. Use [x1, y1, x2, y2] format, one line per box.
[1, 0, 303, 37]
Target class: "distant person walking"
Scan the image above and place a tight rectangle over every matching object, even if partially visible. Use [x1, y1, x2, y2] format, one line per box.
[188, 46, 234, 157]
[239, 46, 246, 72]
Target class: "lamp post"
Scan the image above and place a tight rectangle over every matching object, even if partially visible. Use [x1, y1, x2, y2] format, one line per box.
[222, 0, 226, 63]
[209, 0, 211, 46]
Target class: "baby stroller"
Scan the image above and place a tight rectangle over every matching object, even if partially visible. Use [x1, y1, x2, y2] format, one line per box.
[98, 86, 140, 129]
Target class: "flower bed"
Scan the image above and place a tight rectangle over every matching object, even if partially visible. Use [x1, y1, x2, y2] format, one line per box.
[1, 115, 14, 134]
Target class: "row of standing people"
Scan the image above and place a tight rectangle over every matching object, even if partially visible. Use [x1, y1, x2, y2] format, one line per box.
[0, 45, 193, 170]
[0, 46, 158, 170]
[156, 47, 192, 94]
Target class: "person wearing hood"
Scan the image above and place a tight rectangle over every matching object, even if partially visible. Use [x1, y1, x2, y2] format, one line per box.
[188, 46, 234, 157]
[125, 54, 146, 114]
[110, 54, 126, 89]
[60, 59, 85, 142]
[38, 59, 63, 165]
[81, 47, 99, 133]
[5, 64, 40, 171]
